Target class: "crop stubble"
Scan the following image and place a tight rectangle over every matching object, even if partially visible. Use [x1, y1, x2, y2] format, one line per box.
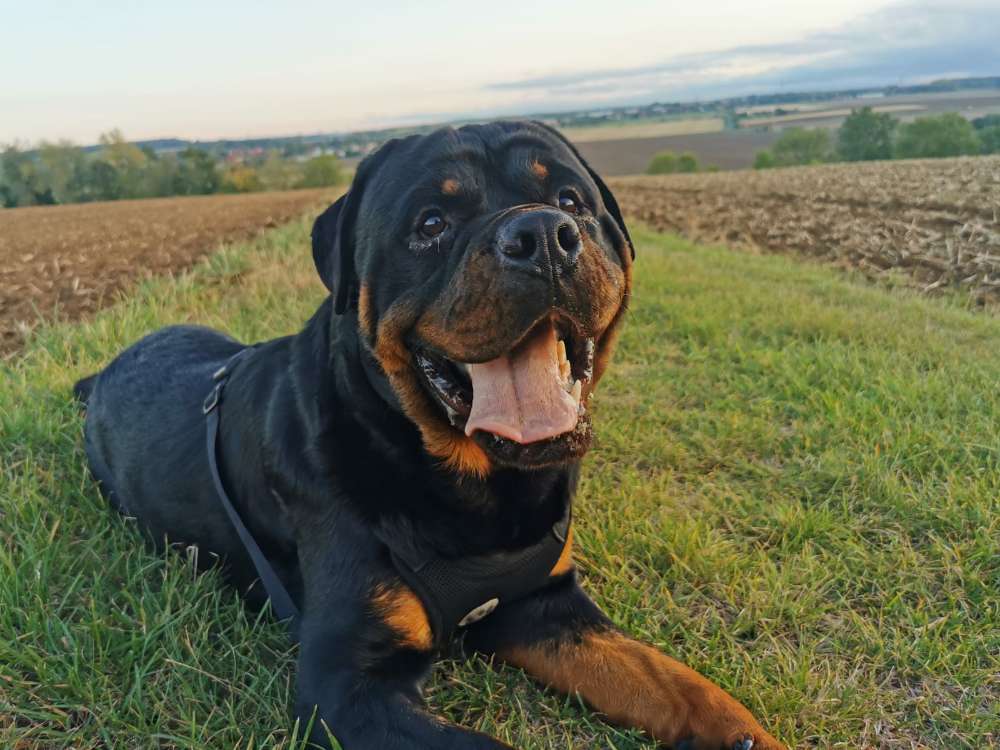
[610, 156, 1000, 306]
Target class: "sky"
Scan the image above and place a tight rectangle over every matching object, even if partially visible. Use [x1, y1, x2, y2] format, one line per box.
[1, 0, 996, 144]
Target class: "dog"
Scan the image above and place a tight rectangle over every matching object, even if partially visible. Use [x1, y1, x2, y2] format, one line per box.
[75, 121, 785, 750]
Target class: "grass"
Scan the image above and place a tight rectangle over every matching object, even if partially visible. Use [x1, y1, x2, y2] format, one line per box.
[2, 217, 998, 749]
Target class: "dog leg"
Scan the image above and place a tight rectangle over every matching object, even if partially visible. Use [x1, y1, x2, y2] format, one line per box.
[465, 576, 786, 750]
[295, 543, 512, 750]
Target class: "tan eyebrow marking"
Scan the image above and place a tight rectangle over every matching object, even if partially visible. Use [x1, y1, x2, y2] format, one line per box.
[530, 160, 549, 180]
[441, 178, 460, 195]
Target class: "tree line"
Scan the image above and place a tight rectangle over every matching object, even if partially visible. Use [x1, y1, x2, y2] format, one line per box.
[0, 129, 345, 208]
[753, 110, 1000, 169]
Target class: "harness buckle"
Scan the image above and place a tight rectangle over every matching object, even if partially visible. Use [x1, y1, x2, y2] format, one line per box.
[203, 382, 223, 414]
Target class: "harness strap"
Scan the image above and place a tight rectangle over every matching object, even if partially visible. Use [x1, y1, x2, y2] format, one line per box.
[203, 349, 300, 635]
[387, 506, 571, 647]
[203, 348, 570, 649]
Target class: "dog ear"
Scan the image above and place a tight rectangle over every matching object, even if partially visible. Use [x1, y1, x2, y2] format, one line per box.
[311, 139, 400, 314]
[311, 194, 351, 308]
[532, 121, 634, 261]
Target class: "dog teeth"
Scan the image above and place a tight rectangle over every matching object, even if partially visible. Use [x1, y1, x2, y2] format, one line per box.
[557, 339, 572, 384]
[570, 379, 582, 403]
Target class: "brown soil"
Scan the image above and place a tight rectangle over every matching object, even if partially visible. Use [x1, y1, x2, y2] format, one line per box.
[0, 189, 336, 355]
[3, 157, 998, 358]
[610, 156, 1000, 305]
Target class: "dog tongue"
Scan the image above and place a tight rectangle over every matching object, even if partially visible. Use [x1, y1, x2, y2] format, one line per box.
[464, 322, 580, 444]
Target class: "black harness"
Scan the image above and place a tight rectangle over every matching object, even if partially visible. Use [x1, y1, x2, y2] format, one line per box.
[202, 348, 569, 645]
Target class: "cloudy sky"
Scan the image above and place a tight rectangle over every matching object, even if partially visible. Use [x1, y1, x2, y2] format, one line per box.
[1, 0, 996, 144]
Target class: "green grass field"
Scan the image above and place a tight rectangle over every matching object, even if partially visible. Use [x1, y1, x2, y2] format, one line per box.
[2, 216, 998, 749]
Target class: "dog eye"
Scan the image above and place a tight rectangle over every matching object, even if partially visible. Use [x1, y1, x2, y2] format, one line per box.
[419, 211, 447, 238]
[558, 190, 581, 214]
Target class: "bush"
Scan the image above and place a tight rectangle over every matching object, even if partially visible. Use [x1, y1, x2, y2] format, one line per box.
[771, 127, 833, 166]
[753, 150, 777, 170]
[972, 115, 1000, 131]
[221, 166, 263, 193]
[838, 107, 897, 162]
[647, 150, 699, 174]
[676, 152, 700, 173]
[646, 151, 679, 175]
[895, 113, 981, 159]
[297, 154, 344, 187]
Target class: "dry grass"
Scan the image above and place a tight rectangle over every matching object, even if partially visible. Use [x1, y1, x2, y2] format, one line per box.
[740, 105, 923, 127]
[562, 118, 724, 143]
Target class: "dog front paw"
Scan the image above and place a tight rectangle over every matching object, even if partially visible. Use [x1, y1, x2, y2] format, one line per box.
[675, 726, 786, 750]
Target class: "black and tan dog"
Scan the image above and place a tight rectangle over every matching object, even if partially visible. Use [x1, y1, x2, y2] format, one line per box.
[75, 121, 785, 749]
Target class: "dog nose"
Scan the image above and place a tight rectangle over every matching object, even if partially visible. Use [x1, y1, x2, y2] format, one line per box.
[496, 208, 582, 270]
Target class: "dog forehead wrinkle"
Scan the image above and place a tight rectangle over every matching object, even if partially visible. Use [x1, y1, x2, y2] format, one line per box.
[427, 145, 485, 170]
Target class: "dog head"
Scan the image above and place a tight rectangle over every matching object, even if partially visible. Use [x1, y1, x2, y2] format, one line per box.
[312, 121, 633, 476]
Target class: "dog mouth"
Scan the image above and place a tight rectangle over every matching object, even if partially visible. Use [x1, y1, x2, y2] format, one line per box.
[414, 316, 596, 465]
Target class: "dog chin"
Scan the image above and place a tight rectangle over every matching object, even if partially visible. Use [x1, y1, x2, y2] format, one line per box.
[470, 413, 593, 469]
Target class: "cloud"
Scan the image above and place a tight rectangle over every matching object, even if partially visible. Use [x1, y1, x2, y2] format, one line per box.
[483, 1, 1000, 106]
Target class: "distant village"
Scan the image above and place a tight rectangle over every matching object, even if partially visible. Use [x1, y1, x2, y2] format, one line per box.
[123, 76, 1000, 166]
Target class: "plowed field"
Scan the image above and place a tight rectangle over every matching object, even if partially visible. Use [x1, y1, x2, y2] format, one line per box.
[0, 189, 336, 354]
[610, 156, 1000, 305]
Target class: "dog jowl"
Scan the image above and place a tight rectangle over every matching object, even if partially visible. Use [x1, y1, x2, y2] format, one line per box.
[76, 121, 785, 749]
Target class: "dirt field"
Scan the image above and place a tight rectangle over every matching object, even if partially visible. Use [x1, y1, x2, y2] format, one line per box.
[610, 155, 1000, 305]
[738, 89, 1000, 131]
[577, 130, 782, 174]
[4, 157, 998, 357]
[0, 189, 336, 354]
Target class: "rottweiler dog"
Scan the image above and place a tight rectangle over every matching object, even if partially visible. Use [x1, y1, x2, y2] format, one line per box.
[75, 121, 785, 749]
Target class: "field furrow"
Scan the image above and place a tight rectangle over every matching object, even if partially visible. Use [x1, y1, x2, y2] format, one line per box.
[610, 155, 1000, 305]
[0, 188, 337, 354]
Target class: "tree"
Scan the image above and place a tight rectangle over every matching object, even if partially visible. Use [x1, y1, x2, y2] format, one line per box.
[258, 150, 296, 190]
[297, 154, 344, 187]
[837, 107, 897, 161]
[221, 165, 263, 193]
[1, 143, 53, 206]
[71, 158, 122, 202]
[140, 153, 181, 198]
[646, 150, 679, 175]
[771, 127, 833, 166]
[173, 148, 220, 195]
[978, 126, 1000, 155]
[894, 114, 981, 159]
[1, 145, 30, 206]
[972, 114, 1000, 131]
[38, 140, 87, 203]
[96, 129, 148, 198]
